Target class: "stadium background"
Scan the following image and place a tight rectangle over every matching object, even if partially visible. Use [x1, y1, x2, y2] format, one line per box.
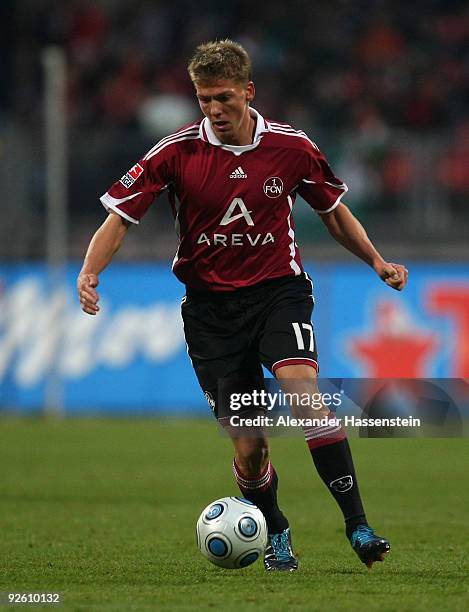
[1, 0, 468, 412]
[0, 2, 468, 610]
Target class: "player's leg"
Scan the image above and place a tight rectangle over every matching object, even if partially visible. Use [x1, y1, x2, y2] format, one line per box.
[258, 274, 390, 567]
[221, 430, 297, 573]
[275, 364, 390, 567]
[275, 363, 366, 534]
[218, 376, 297, 571]
[181, 291, 295, 570]
[222, 413, 296, 571]
[226, 424, 289, 538]
[205, 381, 298, 572]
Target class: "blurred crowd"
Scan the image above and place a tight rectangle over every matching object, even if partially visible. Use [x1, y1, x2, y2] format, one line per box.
[4, 1, 465, 125]
[7, 0, 466, 130]
[1, 0, 468, 257]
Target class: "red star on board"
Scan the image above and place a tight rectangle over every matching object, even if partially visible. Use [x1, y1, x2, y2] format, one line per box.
[348, 301, 438, 377]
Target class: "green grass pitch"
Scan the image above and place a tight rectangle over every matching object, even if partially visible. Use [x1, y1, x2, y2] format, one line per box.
[0, 418, 467, 611]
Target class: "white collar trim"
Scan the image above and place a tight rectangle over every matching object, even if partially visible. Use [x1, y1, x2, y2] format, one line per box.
[199, 107, 269, 155]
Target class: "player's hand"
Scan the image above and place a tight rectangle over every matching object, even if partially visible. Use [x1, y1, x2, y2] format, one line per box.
[77, 273, 100, 315]
[375, 262, 408, 291]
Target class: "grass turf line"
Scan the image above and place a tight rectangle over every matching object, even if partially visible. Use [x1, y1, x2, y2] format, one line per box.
[0, 418, 467, 611]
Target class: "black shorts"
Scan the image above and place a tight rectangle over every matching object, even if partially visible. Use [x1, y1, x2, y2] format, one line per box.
[181, 273, 318, 417]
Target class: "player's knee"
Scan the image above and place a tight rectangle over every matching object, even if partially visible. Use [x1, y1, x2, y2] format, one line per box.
[274, 364, 333, 418]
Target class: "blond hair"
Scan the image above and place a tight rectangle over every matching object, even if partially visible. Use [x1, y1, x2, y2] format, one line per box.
[188, 39, 252, 85]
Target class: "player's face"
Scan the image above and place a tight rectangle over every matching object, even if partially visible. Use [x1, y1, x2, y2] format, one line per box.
[195, 79, 255, 145]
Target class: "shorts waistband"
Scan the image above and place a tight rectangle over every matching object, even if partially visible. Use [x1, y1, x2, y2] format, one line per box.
[185, 273, 308, 300]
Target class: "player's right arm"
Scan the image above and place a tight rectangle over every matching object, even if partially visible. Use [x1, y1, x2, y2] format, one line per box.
[77, 212, 130, 315]
[77, 124, 191, 314]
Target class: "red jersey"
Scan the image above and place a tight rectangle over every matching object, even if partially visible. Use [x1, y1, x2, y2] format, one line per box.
[100, 108, 347, 291]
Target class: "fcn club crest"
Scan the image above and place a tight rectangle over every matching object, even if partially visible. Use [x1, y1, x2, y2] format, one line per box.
[263, 177, 284, 198]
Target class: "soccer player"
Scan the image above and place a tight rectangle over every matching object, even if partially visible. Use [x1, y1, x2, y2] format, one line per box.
[77, 40, 408, 571]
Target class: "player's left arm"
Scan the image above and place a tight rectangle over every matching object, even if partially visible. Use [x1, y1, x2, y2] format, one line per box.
[319, 202, 408, 291]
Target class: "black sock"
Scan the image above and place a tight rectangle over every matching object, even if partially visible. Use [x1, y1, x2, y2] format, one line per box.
[308, 439, 367, 539]
[233, 460, 289, 534]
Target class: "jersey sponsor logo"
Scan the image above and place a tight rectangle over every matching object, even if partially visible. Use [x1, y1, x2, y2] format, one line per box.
[229, 166, 248, 179]
[196, 232, 275, 247]
[119, 163, 144, 188]
[220, 198, 254, 226]
[198, 197, 274, 247]
[263, 176, 284, 198]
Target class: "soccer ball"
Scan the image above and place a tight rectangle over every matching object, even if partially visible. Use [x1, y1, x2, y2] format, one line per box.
[196, 496, 268, 569]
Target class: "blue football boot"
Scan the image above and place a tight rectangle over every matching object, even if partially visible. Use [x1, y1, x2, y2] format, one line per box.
[350, 525, 390, 568]
[264, 528, 298, 571]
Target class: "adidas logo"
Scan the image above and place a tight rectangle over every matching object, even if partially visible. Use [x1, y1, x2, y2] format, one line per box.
[229, 166, 247, 179]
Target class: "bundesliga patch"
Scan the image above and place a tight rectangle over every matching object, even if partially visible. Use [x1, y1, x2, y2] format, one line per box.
[120, 163, 144, 188]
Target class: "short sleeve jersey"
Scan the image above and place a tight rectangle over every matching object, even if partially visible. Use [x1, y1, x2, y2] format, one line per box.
[100, 108, 347, 291]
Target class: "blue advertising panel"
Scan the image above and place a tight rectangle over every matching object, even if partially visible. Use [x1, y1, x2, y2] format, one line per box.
[0, 263, 198, 413]
[1, 262, 468, 414]
[307, 263, 469, 379]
